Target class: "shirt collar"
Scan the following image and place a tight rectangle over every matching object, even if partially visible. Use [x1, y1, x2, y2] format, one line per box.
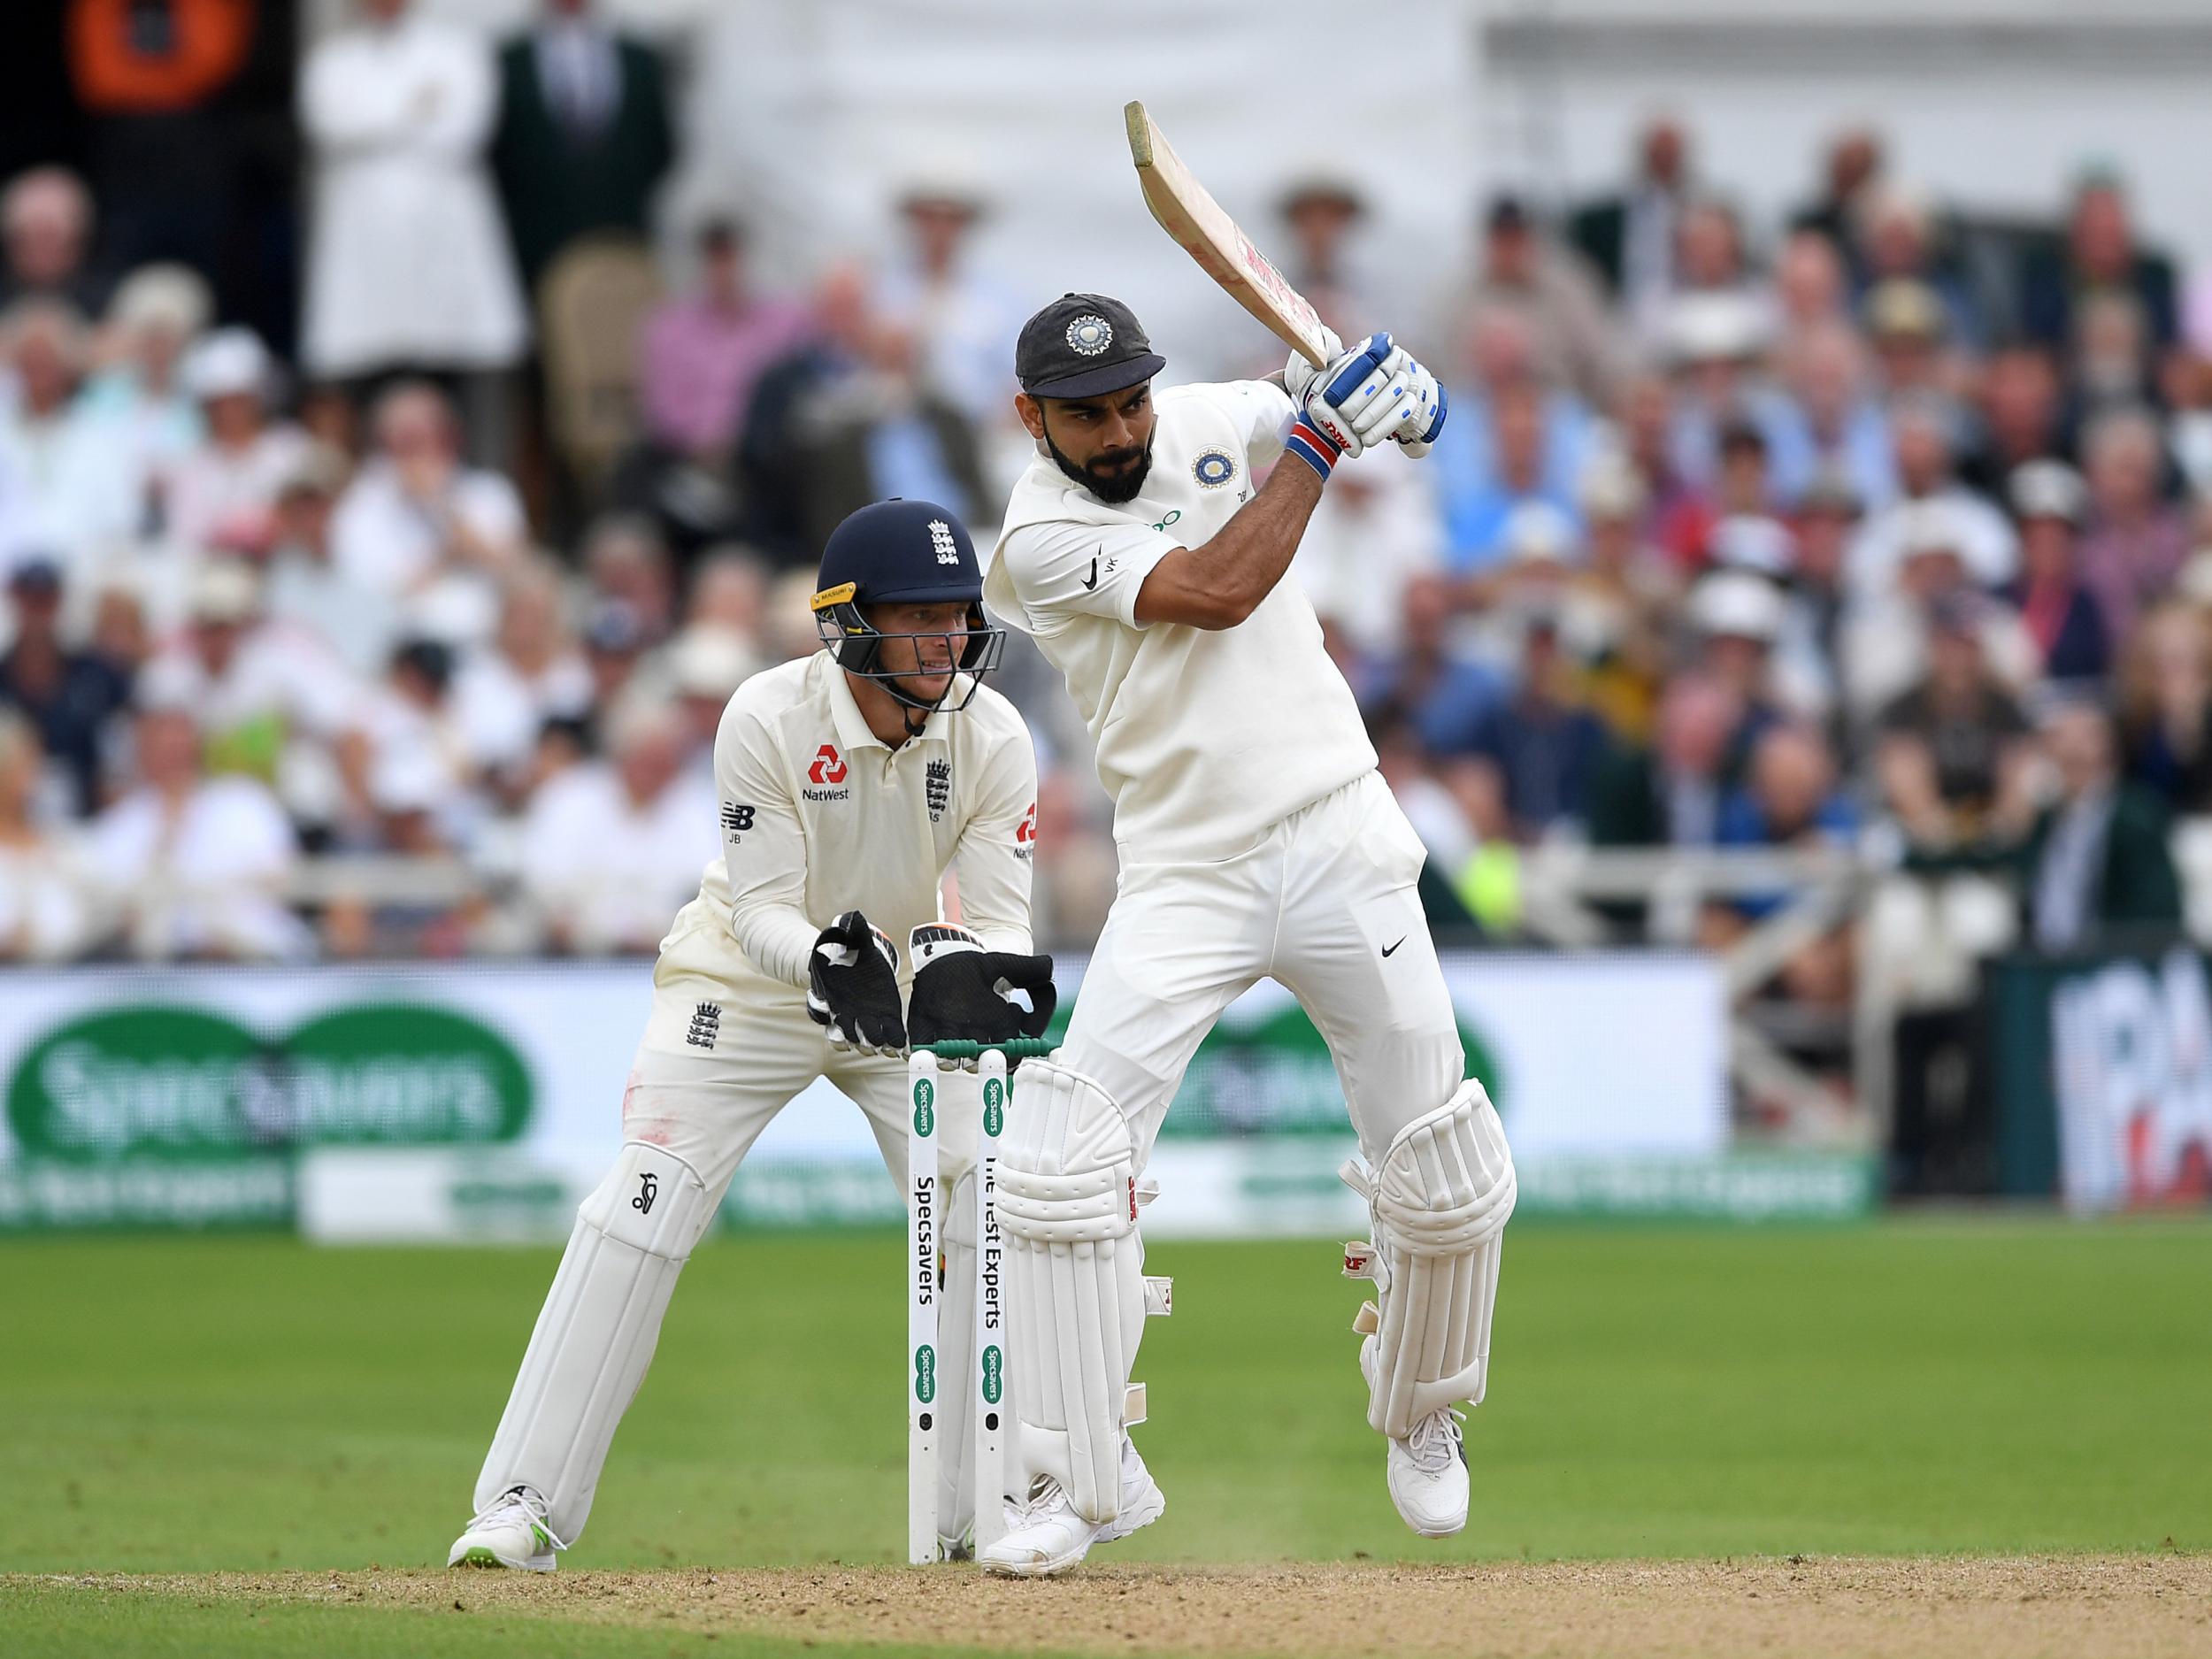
[819, 650, 950, 753]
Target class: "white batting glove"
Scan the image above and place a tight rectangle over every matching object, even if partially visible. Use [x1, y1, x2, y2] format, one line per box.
[1281, 329, 1347, 406]
[1392, 360, 1448, 459]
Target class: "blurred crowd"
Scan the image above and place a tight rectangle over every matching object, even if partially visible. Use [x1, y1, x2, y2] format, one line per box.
[1, 1, 2209, 1030]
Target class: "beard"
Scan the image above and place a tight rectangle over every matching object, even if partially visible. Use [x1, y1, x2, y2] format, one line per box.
[1045, 426, 1154, 504]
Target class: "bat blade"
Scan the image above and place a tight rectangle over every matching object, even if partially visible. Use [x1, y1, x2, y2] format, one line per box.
[1124, 100, 1334, 367]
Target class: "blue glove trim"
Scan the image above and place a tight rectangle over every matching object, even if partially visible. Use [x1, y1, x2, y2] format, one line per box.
[1284, 419, 1341, 480]
[1322, 333, 1393, 408]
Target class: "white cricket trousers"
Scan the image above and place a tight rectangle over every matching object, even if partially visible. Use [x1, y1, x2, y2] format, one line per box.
[1059, 767, 1467, 1168]
[469, 989, 978, 1548]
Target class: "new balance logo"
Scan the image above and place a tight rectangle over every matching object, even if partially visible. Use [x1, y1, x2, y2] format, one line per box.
[633, 1172, 658, 1215]
[721, 802, 755, 840]
[686, 1001, 721, 1049]
[926, 758, 951, 822]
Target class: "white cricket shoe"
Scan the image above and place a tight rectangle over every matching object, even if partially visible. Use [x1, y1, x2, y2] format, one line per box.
[1361, 1334, 1470, 1538]
[979, 1439, 1164, 1578]
[448, 1484, 565, 1571]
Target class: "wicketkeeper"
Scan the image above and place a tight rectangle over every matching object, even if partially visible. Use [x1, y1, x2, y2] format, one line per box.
[974, 296, 1516, 1575]
[449, 499, 1054, 1571]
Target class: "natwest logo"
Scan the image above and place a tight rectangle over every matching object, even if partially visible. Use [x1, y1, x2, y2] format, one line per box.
[808, 744, 848, 785]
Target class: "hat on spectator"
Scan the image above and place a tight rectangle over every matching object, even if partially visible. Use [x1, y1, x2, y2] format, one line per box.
[1503, 501, 1578, 565]
[1279, 172, 1365, 219]
[1709, 514, 1796, 576]
[669, 625, 758, 701]
[188, 559, 260, 625]
[1690, 570, 1785, 643]
[6, 556, 62, 598]
[1897, 498, 1969, 561]
[134, 655, 200, 712]
[1864, 279, 1947, 342]
[370, 742, 446, 816]
[1667, 293, 1770, 365]
[278, 442, 351, 502]
[181, 327, 273, 404]
[1578, 452, 1647, 522]
[2009, 460, 2087, 526]
[1800, 467, 1863, 518]
[108, 263, 211, 340]
[894, 157, 991, 219]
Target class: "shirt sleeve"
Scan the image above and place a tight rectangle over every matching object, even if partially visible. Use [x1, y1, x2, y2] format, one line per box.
[714, 703, 819, 988]
[1201, 379, 1296, 468]
[1001, 518, 1179, 634]
[951, 718, 1040, 956]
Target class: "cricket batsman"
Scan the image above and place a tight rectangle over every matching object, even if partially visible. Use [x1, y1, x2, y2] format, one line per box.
[448, 499, 1054, 1570]
[975, 296, 1515, 1576]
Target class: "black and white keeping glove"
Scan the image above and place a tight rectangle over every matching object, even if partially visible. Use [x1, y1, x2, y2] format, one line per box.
[806, 910, 907, 1055]
[906, 923, 1056, 1053]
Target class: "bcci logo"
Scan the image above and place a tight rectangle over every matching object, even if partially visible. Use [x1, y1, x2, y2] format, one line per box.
[928, 519, 960, 566]
[1065, 314, 1113, 356]
[1193, 449, 1237, 489]
[913, 1077, 935, 1135]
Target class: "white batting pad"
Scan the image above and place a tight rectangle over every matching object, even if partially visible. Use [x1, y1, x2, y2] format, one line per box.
[934, 1170, 979, 1548]
[1345, 1080, 1515, 1440]
[472, 1140, 715, 1543]
[994, 1058, 1148, 1525]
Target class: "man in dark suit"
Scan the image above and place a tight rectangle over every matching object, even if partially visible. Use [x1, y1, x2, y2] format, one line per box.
[490, 0, 674, 295]
[1568, 117, 1691, 312]
[2019, 699, 2182, 951]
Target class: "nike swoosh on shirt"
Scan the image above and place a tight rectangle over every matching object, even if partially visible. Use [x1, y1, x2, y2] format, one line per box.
[1080, 554, 1101, 591]
[1381, 936, 1406, 957]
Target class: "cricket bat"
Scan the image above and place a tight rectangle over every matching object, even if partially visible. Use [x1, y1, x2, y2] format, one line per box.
[1124, 100, 1335, 369]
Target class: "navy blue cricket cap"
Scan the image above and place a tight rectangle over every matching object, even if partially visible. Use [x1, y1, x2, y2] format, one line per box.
[815, 498, 982, 608]
[1016, 293, 1165, 399]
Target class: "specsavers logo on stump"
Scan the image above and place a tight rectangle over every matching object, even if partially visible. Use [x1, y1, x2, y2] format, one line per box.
[1, 1002, 534, 1229]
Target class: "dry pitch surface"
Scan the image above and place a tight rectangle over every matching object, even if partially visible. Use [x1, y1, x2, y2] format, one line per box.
[28, 1554, 2212, 1658]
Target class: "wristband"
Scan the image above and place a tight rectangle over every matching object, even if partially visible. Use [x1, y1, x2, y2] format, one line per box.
[1284, 418, 1344, 481]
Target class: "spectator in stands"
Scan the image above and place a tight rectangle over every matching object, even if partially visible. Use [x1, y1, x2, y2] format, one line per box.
[1852, 186, 1986, 350]
[151, 558, 361, 829]
[636, 219, 810, 472]
[579, 596, 649, 715]
[738, 262, 987, 559]
[1362, 573, 1501, 753]
[1687, 569, 1795, 767]
[165, 328, 311, 554]
[65, 0, 256, 284]
[1570, 115, 1694, 342]
[329, 380, 526, 644]
[1720, 721, 1857, 849]
[490, 0, 674, 295]
[1435, 376, 1583, 572]
[1861, 280, 1964, 424]
[1876, 596, 2038, 851]
[1460, 194, 1619, 405]
[1670, 196, 1769, 325]
[1568, 456, 1676, 742]
[342, 637, 477, 849]
[2162, 349, 2212, 499]
[1849, 402, 2017, 596]
[2064, 288, 2160, 427]
[1462, 613, 1608, 839]
[81, 265, 211, 487]
[522, 696, 714, 953]
[0, 710, 93, 960]
[1277, 174, 1372, 334]
[451, 558, 593, 791]
[1958, 343, 2067, 499]
[263, 442, 397, 677]
[0, 169, 111, 315]
[2077, 405, 2186, 647]
[88, 671, 309, 960]
[1789, 470, 1860, 671]
[0, 558, 131, 816]
[1610, 370, 1715, 565]
[660, 622, 757, 781]
[0, 300, 149, 574]
[1791, 127, 1885, 280]
[1588, 671, 1741, 848]
[2019, 698, 2181, 950]
[2021, 172, 2178, 356]
[1843, 502, 2039, 725]
[2004, 461, 2108, 685]
[580, 513, 675, 644]
[1663, 290, 1782, 495]
[1769, 320, 1895, 510]
[682, 546, 770, 647]
[299, 0, 527, 418]
[877, 172, 1024, 426]
[1773, 227, 1849, 345]
[2117, 603, 2212, 814]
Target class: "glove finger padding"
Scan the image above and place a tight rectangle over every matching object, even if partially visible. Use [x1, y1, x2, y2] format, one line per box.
[807, 910, 906, 1054]
[1281, 328, 1347, 404]
[910, 922, 1056, 1049]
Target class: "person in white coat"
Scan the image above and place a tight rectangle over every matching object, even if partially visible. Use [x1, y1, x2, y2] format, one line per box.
[299, 0, 527, 389]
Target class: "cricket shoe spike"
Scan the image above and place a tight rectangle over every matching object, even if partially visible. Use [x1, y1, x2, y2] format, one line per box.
[449, 1484, 565, 1571]
[979, 1439, 1164, 1578]
[1360, 1334, 1469, 1538]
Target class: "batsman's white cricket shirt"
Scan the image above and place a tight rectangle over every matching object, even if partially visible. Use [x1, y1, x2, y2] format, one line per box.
[986, 380, 1376, 860]
[652, 649, 1038, 1013]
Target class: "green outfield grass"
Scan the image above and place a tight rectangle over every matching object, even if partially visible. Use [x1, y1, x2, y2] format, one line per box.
[2, 1218, 2207, 1579]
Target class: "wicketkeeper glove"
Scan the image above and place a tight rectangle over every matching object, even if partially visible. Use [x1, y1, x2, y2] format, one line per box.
[906, 923, 1056, 1058]
[806, 910, 907, 1055]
